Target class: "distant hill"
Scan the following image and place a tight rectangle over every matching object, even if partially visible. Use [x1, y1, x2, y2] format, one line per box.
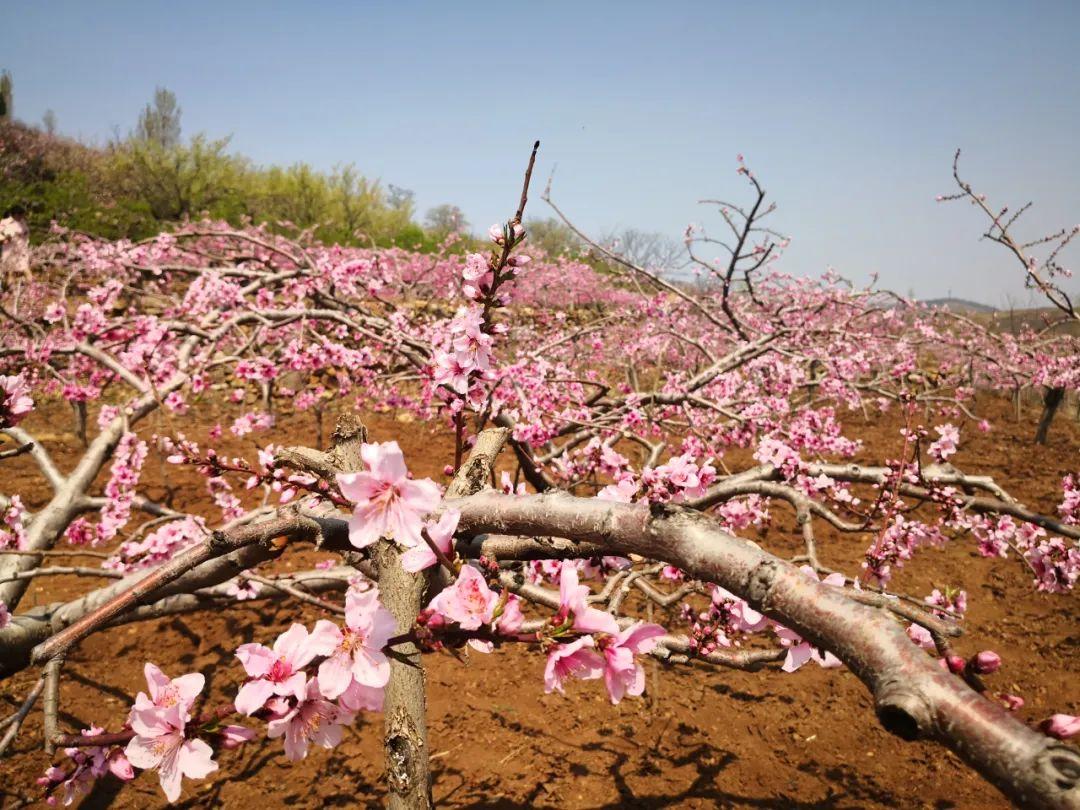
[925, 300, 1080, 337]
[922, 297, 998, 313]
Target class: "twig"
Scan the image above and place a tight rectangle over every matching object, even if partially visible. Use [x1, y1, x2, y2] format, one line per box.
[0, 675, 45, 757]
[241, 572, 345, 615]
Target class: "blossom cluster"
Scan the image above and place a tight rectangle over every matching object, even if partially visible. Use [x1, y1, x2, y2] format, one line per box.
[0, 494, 27, 551]
[233, 586, 391, 759]
[64, 432, 147, 547]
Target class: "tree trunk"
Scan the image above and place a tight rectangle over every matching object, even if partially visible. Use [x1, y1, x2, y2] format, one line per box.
[374, 542, 432, 810]
[373, 427, 510, 810]
[1035, 386, 1065, 445]
[321, 415, 435, 809]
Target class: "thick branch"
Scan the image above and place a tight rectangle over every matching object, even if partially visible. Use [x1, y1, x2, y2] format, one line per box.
[449, 490, 1080, 810]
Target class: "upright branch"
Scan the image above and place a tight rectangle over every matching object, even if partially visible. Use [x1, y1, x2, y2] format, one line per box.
[943, 149, 1078, 323]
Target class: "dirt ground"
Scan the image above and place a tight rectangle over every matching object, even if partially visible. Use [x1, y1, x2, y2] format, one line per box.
[1, 395, 1078, 809]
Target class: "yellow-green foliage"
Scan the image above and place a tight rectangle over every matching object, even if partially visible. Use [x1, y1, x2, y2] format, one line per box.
[1, 120, 440, 249]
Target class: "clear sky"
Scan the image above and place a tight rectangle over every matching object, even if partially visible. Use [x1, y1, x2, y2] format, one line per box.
[3, 0, 1079, 305]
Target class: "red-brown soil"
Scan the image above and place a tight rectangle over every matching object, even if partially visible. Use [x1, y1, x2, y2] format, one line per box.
[1, 396, 1078, 809]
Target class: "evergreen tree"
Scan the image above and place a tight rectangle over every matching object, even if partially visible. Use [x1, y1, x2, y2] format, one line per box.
[135, 86, 181, 147]
[0, 71, 13, 121]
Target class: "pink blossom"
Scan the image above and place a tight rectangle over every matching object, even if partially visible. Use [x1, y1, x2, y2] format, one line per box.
[461, 253, 494, 298]
[266, 677, 354, 761]
[0, 372, 33, 427]
[338, 679, 385, 712]
[43, 302, 65, 322]
[544, 636, 604, 694]
[131, 664, 205, 726]
[1025, 536, 1080, 593]
[428, 565, 499, 630]
[337, 441, 441, 549]
[712, 585, 770, 633]
[225, 578, 259, 601]
[928, 423, 959, 462]
[234, 624, 325, 715]
[641, 453, 716, 501]
[775, 569, 846, 672]
[229, 410, 274, 437]
[103, 515, 205, 574]
[906, 623, 936, 651]
[488, 222, 524, 245]
[660, 565, 685, 582]
[597, 478, 638, 502]
[218, 725, 256, 750]
[499, 470, 527, 495]
[0, 496, 28, 552]
[775, 623, 842, 673]
[1061, 474, 1080, 525]
[557, 560, 620, 635]
[432, 349, 476, 394]
[754, 437, 802, 478]
[311, 587, 396, 698]
[925, 587, 967, 617]
[125, 673, 217, 802]
[496, 593, 525, 635]
[598, 622, 665, 704]
[401, 509, 459, 573]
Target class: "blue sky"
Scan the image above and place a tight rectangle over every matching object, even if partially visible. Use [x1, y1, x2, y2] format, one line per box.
[3, 0, 1079, 305]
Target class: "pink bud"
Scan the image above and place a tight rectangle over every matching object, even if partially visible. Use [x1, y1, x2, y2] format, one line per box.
[219, 724, 256, 749]
[946, 655, 966, 674]
[508, 255, 531, 267]
[1040, 714, 1080, 739]
[969, 650, 1001, 675]
[487, 224, 504, 244]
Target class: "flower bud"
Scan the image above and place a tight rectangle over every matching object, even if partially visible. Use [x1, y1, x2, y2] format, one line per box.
[487, 223, 504, 244]
[945, 655, 966, 674]
[1040, 714, 1080, 739]
[969, 650, 1001, 675]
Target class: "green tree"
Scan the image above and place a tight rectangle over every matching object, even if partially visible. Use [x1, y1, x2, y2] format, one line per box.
[425, 204, 469, 236]
[135, 87, 182, 148]
[108, 134, 247, 221]
[0, 71, 12, 121]
[526, 216, 584, 257]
